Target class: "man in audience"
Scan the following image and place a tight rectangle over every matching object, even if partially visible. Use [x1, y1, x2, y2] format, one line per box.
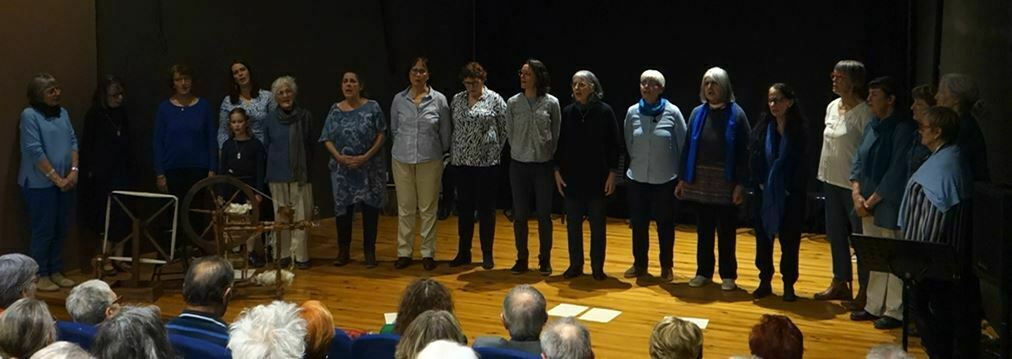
[66, 279, 119, 325]
[166, 256, 234, 347]
[649, 316, 703, 359]
[540, 317, 593, 359]
[474, 284, 547, 355]
[865, 343, 915, 359]
[748, 314, 803, 359]
[228, 300, 307, 359]
[0, 253, 39, 311]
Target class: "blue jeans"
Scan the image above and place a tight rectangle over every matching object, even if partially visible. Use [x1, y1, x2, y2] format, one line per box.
[23, 186, 75, 276]
[823, 182, 865, 283]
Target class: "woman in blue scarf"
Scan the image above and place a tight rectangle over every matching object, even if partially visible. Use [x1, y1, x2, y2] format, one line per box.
[748, 83, 807, 301]
[675, 67, 750, 291]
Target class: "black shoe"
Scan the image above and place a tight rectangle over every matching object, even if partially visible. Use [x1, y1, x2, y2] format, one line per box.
[660, 267, 673, 282]
[873, 316, 903, 330]
[511, 261, 529, 274]
[363, 253, 377, 268]
[563, 267, 583, 279]
[592, 271, 607, 281]
[437, 204, 451, 220]
[850, 310, 878, 322]
[278, 257, 292, 267]
[394, 257, 412, 269]
[783, 285, 797, 302]
[422, 257, 436, 271]
[752, 282, 773, 299]
[333, 257, 350, 266]
[504, 209, 514, 222]
[538, 263, 552, 276]
[295, 260, 312, 269]
[449, 255, 471, 267]
[482, 259, 494, 270]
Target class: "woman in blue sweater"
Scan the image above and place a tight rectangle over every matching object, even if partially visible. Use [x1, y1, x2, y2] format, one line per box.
[153, 65, 217, 202]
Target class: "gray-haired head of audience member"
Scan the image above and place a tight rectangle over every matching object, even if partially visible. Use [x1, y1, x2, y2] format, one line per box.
[182, 255, 234, 317]
[501, 284, 548, 341]
[866, 344, 915, 359]
[91, 305, 175, 359]
[396, 310, 467, 359]
[540, 317, 593, 359]
[417, 339, 478, 359]
[30, 341, 95, 359]
[66, 280, 119, 325]
[0, 298, 57, 358]
[649, 316, 703, 359]
[228, 300, 307, 359]
[0, 253, 39, 308]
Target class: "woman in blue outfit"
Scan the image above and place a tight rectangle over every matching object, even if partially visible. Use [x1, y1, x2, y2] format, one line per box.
[153, 64, 218, 204]
[320, 71, 387, 268]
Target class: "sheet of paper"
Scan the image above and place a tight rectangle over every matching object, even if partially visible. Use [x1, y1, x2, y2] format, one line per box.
[578, 308, 622, 323]
[678, 316, 709, 330]
[384, 312, 397, 324]
[547, 303, 589, 317]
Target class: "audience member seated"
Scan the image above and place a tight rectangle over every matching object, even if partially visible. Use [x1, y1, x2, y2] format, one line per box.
[865, 344, 915, 359]
[383, 278, 454, 334]
[395, 310, 467, 359]
[540, 317, 593, 359]
[29, 341, 94, 359]
[167, 256, 234, 347]
[66, 280, 119, 325]
[300, 300, 335, 359]
[0, 253, 39, 311]
[419, 340, 478, 359]
[0, 298, 57, 358]
[229, 300, 307, 359]
[649, 316, 703, 359]
[474, 284, 547, 355]
[91, 305, 175, 359]
[748, 314, 803, 359]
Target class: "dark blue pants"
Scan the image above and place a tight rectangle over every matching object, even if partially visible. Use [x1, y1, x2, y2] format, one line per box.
[627, 179, 677, 269]
[753, 191, 804, 285]
[823, 182, 865, 284]
[23, 186, 75, 276]
[565, 194, 607, 273]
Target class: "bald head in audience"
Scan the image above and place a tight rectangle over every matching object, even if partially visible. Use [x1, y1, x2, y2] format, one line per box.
[540, 317, 593, 359]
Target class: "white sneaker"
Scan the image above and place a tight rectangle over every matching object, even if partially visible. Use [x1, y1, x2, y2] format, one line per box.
[721, 278, 737, 291]
[50, 272, 76, 287]
[37, 277, 59, 292]
[688, 275, 711, 287]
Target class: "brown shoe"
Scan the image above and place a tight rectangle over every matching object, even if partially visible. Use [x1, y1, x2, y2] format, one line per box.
[842, 286, 867, 311]
[813, 280, 852, 301]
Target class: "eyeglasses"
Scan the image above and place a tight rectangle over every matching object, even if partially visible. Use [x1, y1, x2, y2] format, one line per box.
[518, 71, 532, 78]
[463, 80, 481, 87]
[410, 68, 428, 75]
[572, 82, 591, 89]
[640, 81, 661, 88]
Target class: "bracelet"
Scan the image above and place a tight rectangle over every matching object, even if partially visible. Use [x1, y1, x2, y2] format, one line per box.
[46, 169, 56, 177]
[71, 166, 79, 172]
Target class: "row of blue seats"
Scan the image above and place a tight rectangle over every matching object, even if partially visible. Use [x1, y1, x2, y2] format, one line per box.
[56, 321, 538, 358]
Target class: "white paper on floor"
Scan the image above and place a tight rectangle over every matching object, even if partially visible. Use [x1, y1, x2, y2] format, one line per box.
[547, 303, 590, 317]
[579, 308, 622, 323]
[384, 312, 397, 324]
[677, 317, 709, 330]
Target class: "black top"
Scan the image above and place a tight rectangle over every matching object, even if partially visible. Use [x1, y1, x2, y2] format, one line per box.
[554, 101, 620, 198]
[680, 104, 751, 184]
[748, 118, 808, 195]
[957, 113, 989, 182]
[81, 106, 130, 180]
[220, 137, 266, 192]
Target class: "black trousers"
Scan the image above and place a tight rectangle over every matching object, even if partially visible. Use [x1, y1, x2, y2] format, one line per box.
[753, 191, 803, 285]
[913, 274, 982, 359]
[627, 179, 677, 269]
[509, 160, 554, 265]
[455, 165, 499, 261]
[166, 168, 209, 250]
[335, 204, 380, 256]
[693, 202, 738, 279]
[565, 193, 607, 273]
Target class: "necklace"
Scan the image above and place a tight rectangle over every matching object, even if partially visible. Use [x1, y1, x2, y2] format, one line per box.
[233, 138, 247, 160]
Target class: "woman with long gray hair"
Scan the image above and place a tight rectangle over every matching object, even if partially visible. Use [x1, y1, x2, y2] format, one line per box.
[935, 73, 989, 181]
[0, 298, 57, 358]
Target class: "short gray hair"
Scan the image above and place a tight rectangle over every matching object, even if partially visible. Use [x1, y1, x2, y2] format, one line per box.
[92, 305, 174, 359]
[229, 301, 307, 359]
[649, 316, 702, 359]
[29, 341, 94, 359]
[698, 67, 735, 104]
[0, 253, 39, 308]
[417, 340, 477, 359]
[0, 298, 57, 358]
[66, 280, 117, 325]
[572, 70, 604, 102]
[640, 69, 665, 88]
[27, 73, 60, 103]
[540, 317, 592, 359]
[865, 344, 915, 359]
[502, 284, 547, 341]
[834, 59, 868, 98]
[271, 76, 298, 97]
[939, 73, 981, 116]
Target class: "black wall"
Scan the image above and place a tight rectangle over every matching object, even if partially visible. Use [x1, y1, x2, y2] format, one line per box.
[97, 0, 913, 216]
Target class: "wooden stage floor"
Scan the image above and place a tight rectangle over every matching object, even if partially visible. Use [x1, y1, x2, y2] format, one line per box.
[52, 213, 927, 358]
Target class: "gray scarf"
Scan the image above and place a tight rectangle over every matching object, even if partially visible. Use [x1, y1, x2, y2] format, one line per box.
[278, 106, 310, 184]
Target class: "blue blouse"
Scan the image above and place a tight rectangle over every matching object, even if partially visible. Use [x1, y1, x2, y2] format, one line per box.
[319, 100, 388, 216]
[18, 107, 78, 189]
[218, 89, 275, 148]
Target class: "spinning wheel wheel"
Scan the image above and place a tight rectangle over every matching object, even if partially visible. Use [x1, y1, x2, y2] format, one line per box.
[180, 176, 261, 254]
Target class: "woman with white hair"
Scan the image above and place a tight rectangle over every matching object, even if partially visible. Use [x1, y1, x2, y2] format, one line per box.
[91, 305, 174, 359]
[18, 73, 79, 292]
[0, 253, 39, 310]
[228, 301, 308, 359]
[554, 70, 620, 281]
[418, 340, 477, 359]
[935, 73, 989, 182]
[262, 76, 316, 269]
[623, 69, 686, 282]
[0, 298, 57, 358]
[675, 67, 750, 290]
[30, 341, 94, 359]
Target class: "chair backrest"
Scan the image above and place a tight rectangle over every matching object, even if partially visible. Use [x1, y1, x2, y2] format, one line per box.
[474, 346, 542, 359]
[56, 320, 97, 351]
[350, 333, 399, 359]
[169, 334, 232, 359]
[327, 327, 353, 358]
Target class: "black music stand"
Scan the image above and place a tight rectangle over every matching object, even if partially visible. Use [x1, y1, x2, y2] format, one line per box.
[851, 234, 961, 351]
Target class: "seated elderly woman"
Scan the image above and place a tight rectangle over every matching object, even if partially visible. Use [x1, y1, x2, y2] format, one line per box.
[66, 280, 119, 325]
[395, 310, 467, 359]
[91, 305, 174, 359]
[229, 300, 308, 359]
[382, 278, 454, 334]
[29, 341, 94, 359]
[300, 300, 335, 359]
[0, 298, 57, 358]
[418, 340, 477, 359]
[649, 316, 703, 359]
[0, 253, 39, 311]
[748, 314, 803, 359]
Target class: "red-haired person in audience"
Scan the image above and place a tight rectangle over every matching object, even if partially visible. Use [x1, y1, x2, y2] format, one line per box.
[300, 300, 335, 359]
[749, 314, 803, 359]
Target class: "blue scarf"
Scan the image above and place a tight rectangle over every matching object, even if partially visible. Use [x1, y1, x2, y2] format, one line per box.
[683, 103, 740, 182]
[899, 145, 971, 228]
[638, 98, 668, 117]
[760, 122, 792, 237]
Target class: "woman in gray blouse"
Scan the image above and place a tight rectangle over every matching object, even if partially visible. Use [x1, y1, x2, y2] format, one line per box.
[505, 59, 561, 276]
[389, 57, 451, 271]
[448, 62, 508, 270]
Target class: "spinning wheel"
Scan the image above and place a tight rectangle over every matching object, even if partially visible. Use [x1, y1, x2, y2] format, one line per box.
[180, 175, 261, 254]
